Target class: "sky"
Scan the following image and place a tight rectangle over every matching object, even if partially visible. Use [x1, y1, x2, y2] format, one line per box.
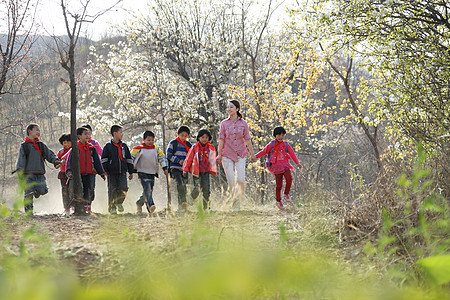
[36, 0, 297, 40]
[37, 0, 150, 40]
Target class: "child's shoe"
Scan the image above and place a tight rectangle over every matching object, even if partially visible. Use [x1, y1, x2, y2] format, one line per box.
[70, 206, 75, 215]
[276, 201, 285, 210]
[84, 204, 92, 213]
[149, 205, 156, 214]
[136, 204, 143, 215]
[284, 194, 292, 204]
[117, 204, 124, 212]
[62, 209, 70, 217]
[177, 203, 187, 212]
[109, 205, 117, 214]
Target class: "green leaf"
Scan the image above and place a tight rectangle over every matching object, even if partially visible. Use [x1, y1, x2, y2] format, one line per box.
[416, 255, 450, 285]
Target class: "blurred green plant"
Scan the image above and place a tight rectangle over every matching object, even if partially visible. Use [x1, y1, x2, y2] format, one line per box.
[363, 143, 449, 288]
[0, 162, 448, 299]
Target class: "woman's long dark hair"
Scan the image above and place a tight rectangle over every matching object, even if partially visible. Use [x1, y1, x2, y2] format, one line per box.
[229, 100, 243, 119]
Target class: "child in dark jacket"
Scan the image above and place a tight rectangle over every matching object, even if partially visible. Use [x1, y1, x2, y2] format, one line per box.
[66, 127, 105, 213]
[166, 126, 192, 212]
[57, 134, 72, 216]
[182, 129, 217, 210]
[101, 125, 134, 214]
[15, 123, 61, 214]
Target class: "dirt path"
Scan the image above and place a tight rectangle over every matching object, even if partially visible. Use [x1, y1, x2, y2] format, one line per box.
[6, 207, 302, 273]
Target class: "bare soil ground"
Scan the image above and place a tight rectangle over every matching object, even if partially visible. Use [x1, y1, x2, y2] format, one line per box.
[5, 206, 303, 275]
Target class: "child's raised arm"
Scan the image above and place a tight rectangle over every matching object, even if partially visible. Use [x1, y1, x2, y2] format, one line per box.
[255, 142, 272, 159]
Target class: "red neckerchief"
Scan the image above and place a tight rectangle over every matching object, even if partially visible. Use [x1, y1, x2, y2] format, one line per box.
[198, 142, 209, 162]
[112, 141, 124, 161]
[25, 137, 42, 155]
[268, 139, 284, 155]
[133, 142, 156, 151]
[176, 137, 191, 152]
[58, 147, 71, 159]
[78, 141, 92, 152]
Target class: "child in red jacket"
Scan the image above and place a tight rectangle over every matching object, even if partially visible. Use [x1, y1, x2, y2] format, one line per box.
[182, 129, 217, 211]
[255, 126, 301, 210]
[67, 127, 105, 213]
[57, 134, 72, 216]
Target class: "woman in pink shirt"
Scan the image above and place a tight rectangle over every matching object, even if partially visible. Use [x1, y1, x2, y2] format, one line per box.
[255, 126, 301, 210]
[217, 100, 256, 211]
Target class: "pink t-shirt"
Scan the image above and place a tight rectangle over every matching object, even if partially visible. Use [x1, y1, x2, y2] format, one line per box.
[219, 117, 252, 162]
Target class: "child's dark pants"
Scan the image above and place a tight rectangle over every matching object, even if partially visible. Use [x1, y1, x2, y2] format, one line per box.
[171, 169, 187, 206]
[24, 174, 48, 213]
[107, 173, 128, 209]
[191, 172, 210, 209]
[81, 174, 96, 205]
[59, 178, 71, 210]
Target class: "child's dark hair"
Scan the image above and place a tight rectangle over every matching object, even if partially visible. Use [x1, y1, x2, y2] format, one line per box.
[177, 126, 190, 135]
[197, 129, 212, 141]
[26, 123, 39, 136]
[110, 125, 122, 136]
[77, 127, 88, 136]
[143, 131, 155, 139]
[229, 100, 243, 119]
[59, 134, 71, 145]
[82, 124, 92, 131]
[273, 126, 286, 137]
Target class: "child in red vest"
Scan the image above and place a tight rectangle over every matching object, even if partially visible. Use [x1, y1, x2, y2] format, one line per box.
[57, 134, 72, 216]
[15, 123, 62, 214]
[66, 127, 105, 213]
[182, 129, 217, 211]
[255, 126, 301, 210]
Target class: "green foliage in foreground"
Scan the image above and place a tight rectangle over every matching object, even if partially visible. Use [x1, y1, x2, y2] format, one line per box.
[0, 157, 449, 300]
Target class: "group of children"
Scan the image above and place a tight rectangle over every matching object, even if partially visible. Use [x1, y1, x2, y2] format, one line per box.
[15, 123, 300, 216]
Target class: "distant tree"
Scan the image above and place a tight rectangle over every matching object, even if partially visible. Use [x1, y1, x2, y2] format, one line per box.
[0, 0, 40, 95]
[307, 0, 450, 149]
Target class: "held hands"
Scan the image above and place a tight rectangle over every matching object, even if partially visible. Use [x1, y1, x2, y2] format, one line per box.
[250, 154, 257, 162]
[179, 159, 184, 166]
[100, 174, 106, 180]
[297, 164, 302, 170]
[216, 155, 222, 164]
[129, 173, 133, 180]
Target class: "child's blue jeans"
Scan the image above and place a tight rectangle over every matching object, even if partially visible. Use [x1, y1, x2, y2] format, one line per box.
[137, 173, 155, 210]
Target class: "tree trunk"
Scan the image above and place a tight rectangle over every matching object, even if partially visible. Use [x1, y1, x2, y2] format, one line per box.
[68, 43, 83, 215]
[161, 103, 171, 212]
